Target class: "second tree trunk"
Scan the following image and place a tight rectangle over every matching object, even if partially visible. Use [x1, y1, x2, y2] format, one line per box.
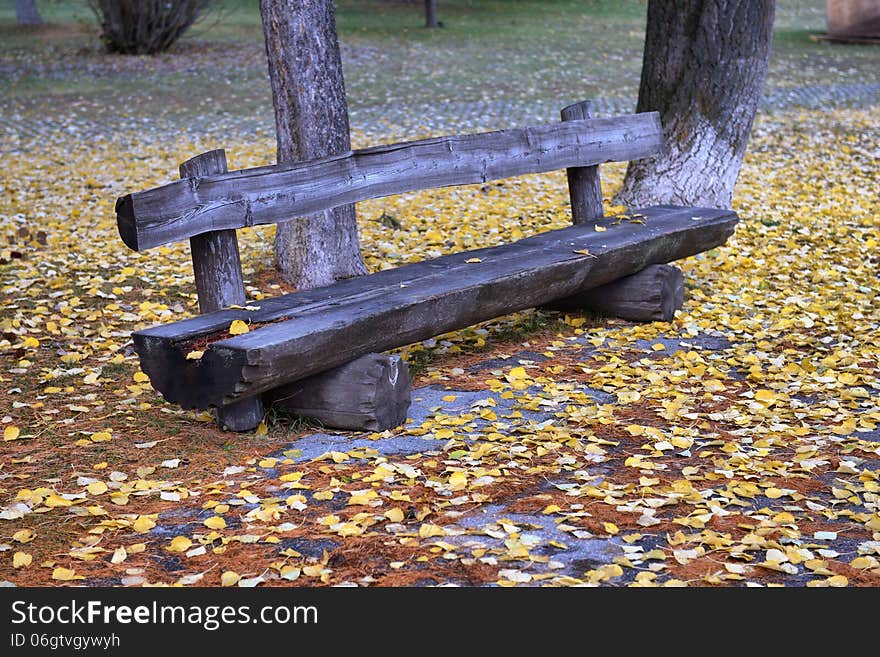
[260, 0, 367, 290]
[616, 0, 776, 209]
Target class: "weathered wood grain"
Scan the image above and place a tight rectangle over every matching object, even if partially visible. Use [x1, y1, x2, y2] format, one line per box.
[133, 206, 737, 409]
[264, 354, 411, 432]
[181, 151, 248, 315]
[116, 112, 663, 251]
[545, 263, 685, 322]
[561, 101, 604, 225]
[180, 150, 264, 432]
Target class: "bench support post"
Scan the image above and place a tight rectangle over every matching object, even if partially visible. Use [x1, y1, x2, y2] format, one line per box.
[264, 353, 412, 433]
[561, 100, 604, 224]
[545, 263, 685, 322]
[180, 150, 264, 432]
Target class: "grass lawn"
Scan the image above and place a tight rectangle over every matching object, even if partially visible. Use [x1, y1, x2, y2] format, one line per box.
[0, 1, 876, 130]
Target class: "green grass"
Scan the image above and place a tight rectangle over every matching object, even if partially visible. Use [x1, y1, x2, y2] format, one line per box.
[334, 0, 647, 38]
[0, 1, 876, 130]
[263, 404, 322, 437]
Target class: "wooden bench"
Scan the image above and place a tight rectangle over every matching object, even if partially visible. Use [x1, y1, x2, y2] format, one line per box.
[115, 100, 738, 432]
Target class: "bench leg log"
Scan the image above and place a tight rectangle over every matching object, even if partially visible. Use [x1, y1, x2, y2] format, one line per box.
[561, 100, 604, 225]
[180, 150, 264, 432]
[545, 264, 684, 322]
[264, 354, 411, 432]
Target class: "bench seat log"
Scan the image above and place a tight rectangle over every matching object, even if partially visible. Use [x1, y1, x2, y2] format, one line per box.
[264, 354, 411, 432]
[133, 205, 737, 410]
[115, 113, 662, 251]
[545, 263, 685, 322]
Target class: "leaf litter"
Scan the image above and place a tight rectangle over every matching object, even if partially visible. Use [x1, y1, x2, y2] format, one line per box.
[0, 107, 878, 587]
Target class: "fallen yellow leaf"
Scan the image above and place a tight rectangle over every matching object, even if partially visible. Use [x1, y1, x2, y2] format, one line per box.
[220, 571, 240, 587]
[384, 508, 404, 523]
[13, 552, 32, 568]
[203, 516, 227, 530]
[228, 320, 250, 335]
[419, 523, 447, 538]
[12, 529, 35, 543]
[168, 536, 193, 553]
[86, 481, 108, 495]
[52, 567, 83, 581]
[132, 516, 156, 533]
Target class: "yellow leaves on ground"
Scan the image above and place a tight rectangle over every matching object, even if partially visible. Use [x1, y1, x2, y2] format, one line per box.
[44, 495, 73, 508]
[12, 529, 35, 543]
[0, 107, 878, 589]
[616, 390, 641, 404]
[448, 471, 468, 491]
[347, 490, 379, 506]
[13, 552, 32, 568]
[132, 515, 157, 533]
[86, 481, 108, 495]
[754, 389, 777, 405]
[203, 516, 227, 530]
[280, 566, 301, 581]
[168, 536, 193, 552]
[584, 564, 624, 583]
[419, 523, 447, 538]
[384, 508, 405, 523]
[52, 567, 84, 581]
[220, 571, 241, 587]
[228, 320, 250, 335]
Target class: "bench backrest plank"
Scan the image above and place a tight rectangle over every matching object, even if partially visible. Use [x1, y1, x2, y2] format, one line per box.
[116, 112, 662, 251]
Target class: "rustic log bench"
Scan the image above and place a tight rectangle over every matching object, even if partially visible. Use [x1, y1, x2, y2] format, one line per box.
[115, 100, 738, 432]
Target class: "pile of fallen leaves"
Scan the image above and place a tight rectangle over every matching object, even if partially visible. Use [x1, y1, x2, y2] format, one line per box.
[0, 107, 878, 587]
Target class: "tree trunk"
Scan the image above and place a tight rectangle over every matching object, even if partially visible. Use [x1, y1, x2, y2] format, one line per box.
[15, 0, 42, 25]
[260, 0, 367, 290]
[616, 0, 776, 209]
[425, 0, 439, 28]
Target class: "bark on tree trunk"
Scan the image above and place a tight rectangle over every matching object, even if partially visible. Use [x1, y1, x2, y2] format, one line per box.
[425, 0, 439, 28]
[15, 0, 42, 25]
[616, 0, 776, 209]
[260, 0, 367, 290]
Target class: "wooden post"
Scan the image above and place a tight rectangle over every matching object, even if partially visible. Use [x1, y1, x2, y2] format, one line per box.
[180, 150, 264, 432]
[561, 100, 604, 224]
[544, 264, 685, 322]
[264, 354, 412, 432]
